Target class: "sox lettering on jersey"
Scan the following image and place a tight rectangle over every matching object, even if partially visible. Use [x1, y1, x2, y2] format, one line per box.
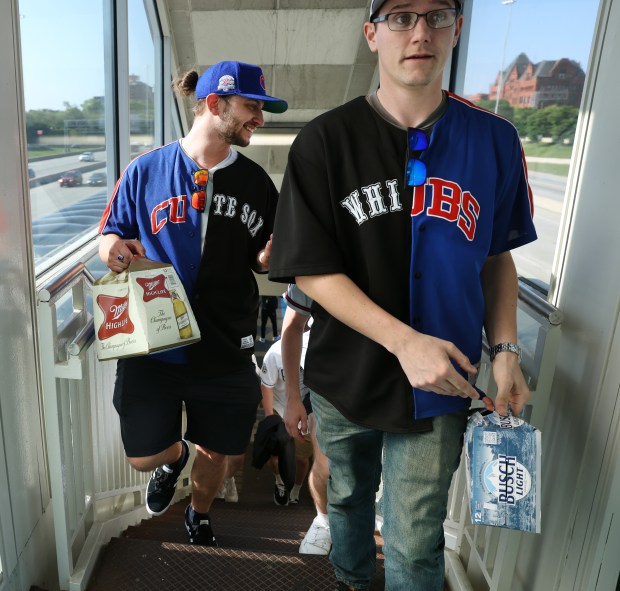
[150, 193, 264, 238]
[340, 177, 480, 241]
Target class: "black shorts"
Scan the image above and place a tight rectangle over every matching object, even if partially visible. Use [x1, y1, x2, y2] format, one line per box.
[113, 356, 261, 457]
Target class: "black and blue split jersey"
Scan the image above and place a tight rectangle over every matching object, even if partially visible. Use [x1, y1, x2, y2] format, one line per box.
[269, 94, 536, 432]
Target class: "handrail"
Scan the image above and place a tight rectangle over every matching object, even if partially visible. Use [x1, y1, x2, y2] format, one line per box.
[518, 280, 563, 326]
[39, 262, 93, 303]
[67, 316, 95, 357]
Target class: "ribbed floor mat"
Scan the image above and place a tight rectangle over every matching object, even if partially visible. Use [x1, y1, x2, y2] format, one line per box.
[87, 449, 385, 590]
[89, 537, 343, 591]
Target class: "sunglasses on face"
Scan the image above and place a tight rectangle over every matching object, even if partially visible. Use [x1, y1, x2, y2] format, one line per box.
[191, 169, 209, 212]
[406, 128, 428, 187]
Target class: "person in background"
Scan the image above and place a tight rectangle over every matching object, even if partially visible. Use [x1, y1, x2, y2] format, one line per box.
[268, 0, 536, 588]
[281, 284, 332, 555]
[99, 60, 287, 547]
[259, 327, 312, 506]
[259, 295, 280, 342]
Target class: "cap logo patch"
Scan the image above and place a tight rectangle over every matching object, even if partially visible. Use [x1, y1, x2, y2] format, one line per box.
[259, 74, 266, 91]
[217, 75, 236, 92]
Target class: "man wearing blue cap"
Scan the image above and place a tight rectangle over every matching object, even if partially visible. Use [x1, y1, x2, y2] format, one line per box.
[99, 61, 287, 546]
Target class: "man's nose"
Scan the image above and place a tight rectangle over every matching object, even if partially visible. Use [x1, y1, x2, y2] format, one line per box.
[409, 15, 432, 41]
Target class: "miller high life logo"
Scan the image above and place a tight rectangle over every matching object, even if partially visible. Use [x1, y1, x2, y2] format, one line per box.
[136, 274, 171, 302]
[97, 293, 135, 340]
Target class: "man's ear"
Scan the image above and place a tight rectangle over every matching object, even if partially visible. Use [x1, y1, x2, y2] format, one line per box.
[205, 93, 221, 115]
[364, 22, 378, 53]
[453, 15, 464, 47]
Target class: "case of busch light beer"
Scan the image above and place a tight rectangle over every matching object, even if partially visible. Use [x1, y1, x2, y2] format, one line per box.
[465, 410, 541, 533]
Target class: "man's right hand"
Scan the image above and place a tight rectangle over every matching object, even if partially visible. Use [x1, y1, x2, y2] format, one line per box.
[99, 234, 146, 272]
[284, 393, 309, 441]
[394, 329, 493, 410]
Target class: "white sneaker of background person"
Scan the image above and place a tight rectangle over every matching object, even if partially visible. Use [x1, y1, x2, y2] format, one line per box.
[299, 513, 331, 555]
[223, 477, 238, 503]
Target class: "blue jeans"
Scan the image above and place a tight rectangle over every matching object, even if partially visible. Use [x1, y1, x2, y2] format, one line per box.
[311, 391, 468, 591]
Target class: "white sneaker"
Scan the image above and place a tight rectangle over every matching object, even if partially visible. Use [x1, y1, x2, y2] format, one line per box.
[299, 516, 331, 555]
[223, 477, 238, 503]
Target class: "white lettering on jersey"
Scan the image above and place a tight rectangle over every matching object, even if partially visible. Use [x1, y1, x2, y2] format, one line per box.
[361, 183, 388, 218]
[225, 196, 237, 218]
[248, 216, 264, 238]
[386, 180, 402, 212]
[340, 178, 479, 240]
[340, 190, 368, 226]
[213, 196, 264, 238]
[213, 194, 227, 215]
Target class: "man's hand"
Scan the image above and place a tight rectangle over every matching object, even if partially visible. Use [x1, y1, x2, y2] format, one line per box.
[491, 353, 531, 416]
[100, 234, 146, 272]
[394, 330, 494, 411]
[284, 393, 309, 441]
[256, 233, 273, 271]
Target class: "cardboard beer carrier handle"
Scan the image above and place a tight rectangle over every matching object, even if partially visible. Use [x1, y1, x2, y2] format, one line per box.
[93, 256, 201, 360]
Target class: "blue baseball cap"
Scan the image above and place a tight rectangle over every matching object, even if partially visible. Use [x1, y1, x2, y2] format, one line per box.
[195, 61, 288, 114]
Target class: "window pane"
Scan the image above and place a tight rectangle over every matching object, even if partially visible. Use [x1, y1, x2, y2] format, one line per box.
[20, 0, 109, 274]
[462, 0, 598, 292]
[128, 0, 155, 159]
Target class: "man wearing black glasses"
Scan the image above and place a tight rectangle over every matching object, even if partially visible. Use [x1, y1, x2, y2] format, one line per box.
[269, 1, 536, 589]
[99, 61, 287, 547]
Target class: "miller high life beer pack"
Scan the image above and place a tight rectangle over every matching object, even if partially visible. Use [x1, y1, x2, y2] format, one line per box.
[465, 410, 541, 533]
[93, 257, 200, 360]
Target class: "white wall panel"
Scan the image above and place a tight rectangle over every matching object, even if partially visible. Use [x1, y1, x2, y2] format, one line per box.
[0, 1, 55, 590]
[511, 0, 620, 589]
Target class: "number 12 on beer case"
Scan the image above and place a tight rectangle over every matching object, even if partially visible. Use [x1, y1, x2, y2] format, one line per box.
[93, 257, 201, 361]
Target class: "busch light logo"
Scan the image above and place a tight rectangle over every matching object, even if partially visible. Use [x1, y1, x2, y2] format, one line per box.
[483, 454, 532, 505]
[218, 75, 236, 92]
[488, 413, 525, 429]
[136, 274, 171, 302]
[97, 293, 134, 340]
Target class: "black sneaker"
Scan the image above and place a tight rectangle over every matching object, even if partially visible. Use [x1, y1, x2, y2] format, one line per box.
[145, 439, 189, 516]
[184, 504, 218, 546]
[273, 482, 289, 506]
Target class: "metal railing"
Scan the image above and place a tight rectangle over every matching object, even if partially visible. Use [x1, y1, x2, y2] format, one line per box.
[36, 259, 191, 591]
[444, 280, 563, 591]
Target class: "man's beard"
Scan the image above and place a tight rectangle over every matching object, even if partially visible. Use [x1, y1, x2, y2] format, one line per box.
[218, 103, 250, 147]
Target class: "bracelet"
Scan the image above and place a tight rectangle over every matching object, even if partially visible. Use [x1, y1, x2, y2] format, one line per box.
[489, 342, 522, 363]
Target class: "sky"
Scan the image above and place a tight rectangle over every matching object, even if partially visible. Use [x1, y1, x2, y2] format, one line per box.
[19, 0, 153, 112]
[462, 0, 598, 97]
[18, 0, 599, 112]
